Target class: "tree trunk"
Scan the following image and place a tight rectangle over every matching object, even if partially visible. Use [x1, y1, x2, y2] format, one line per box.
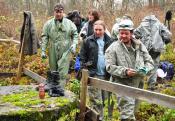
[25, 0, 30, 11]
[149, 0, 153, 7]
[48, 0, 54, 16]
[159, 0, 166, 7]
[153, 0, 159, 6]
[122, 0, 129, 11]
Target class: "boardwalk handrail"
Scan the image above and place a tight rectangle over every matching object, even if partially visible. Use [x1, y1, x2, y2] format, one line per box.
[79, 69, 175, 120]
[88, 76, 175, 109]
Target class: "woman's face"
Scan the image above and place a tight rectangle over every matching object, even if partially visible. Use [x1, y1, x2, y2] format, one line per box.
[94, 24, 105, 38]
[88, 13, 94, 22]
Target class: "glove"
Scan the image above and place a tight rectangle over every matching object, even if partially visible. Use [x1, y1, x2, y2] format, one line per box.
[136, 67, 149, 76]
[41, 51, 47, 59]
[70, 44, 76, 54]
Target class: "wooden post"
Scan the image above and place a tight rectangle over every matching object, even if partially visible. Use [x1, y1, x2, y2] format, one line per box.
[79, 69, 89, 121]
[16, 38, 25, 82]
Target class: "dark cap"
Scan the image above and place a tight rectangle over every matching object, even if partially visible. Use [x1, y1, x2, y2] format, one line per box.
[54, 3, 64, 11]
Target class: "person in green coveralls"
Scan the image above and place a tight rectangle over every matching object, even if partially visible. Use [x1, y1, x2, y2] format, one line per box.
[41, 3, 78, 92]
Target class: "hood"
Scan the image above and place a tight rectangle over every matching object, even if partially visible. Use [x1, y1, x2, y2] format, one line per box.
[141, 15, 160, 26]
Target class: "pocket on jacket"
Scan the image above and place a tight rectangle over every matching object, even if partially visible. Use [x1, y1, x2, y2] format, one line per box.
[118, 54, 128, 66]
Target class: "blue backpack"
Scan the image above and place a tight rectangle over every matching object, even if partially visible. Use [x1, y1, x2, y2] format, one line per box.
[159, 61, 174, 80]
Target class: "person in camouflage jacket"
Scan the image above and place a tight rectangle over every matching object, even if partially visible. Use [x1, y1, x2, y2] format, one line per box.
[105, 19, 154, 121]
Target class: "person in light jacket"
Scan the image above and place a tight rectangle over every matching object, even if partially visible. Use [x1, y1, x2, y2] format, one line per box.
[105, 19, 154, 121]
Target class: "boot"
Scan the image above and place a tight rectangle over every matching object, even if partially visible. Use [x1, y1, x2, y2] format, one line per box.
[48, 71, 65, 97]
[48, 86, 64, 97]
[51, 71, 60, 85]
[44, 71, 53, 92]
[36, 71, 52, 91]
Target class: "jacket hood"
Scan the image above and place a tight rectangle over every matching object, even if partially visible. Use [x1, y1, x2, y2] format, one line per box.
[141, 15, 160, 26]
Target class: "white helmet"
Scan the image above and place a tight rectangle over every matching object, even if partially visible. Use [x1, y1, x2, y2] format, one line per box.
[118, 19, 134, 30]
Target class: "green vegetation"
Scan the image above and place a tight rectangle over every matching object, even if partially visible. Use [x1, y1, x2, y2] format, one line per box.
[136, 102, 175, 121]
[66, 79, 80, 95]
[1, 90, 71, 108]
[0, 89, 77, 121]
[160, 44, 175, 66]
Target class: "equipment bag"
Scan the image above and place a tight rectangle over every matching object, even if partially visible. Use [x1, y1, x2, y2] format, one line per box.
[159, 61, 174, 80]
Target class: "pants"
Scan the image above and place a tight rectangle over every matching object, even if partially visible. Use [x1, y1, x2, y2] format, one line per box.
[116, 78, 144, 120]
[147, 56, 160, 88]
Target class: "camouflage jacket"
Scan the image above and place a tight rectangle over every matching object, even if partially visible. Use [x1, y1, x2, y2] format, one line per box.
[105, 38, 154, 85]
[134, 15, 172, 53]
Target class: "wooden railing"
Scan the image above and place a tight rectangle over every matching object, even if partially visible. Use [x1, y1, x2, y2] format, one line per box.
[79, 69, 175, 121]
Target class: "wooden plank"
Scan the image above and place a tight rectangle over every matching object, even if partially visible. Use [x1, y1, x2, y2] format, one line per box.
[23, 68, 46, 83]
[77, 100, 99, 121]
[0, 38, 20, 44]
[89, 77, 175, 109]
[79, 69, 89, 121]
[16, 36, 25, 81]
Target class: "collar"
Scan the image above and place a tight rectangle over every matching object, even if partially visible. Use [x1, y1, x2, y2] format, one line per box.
[119, 38, 141, 52]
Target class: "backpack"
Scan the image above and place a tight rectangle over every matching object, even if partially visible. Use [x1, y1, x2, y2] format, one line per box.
[159, 61, 174, 80]
[67, 10, 82, 33]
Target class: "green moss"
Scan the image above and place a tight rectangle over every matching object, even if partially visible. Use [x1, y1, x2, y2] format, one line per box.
[55, 97, 70, 107]
[2, 90, 73, 108]
[135, 102, 175, 121]
[1, 89, 77, 121]
[2, 90, 45, 107]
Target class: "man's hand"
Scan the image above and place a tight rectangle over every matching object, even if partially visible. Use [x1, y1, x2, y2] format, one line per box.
[41, 51, 47, 59]
[70, 44, 76, 54]
[126, 68, 136, 77]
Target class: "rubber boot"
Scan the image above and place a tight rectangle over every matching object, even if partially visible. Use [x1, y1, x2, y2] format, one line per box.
[44, 71, 53, 92]
[36, 71, 52, 91]
[48, 71, 65, 97]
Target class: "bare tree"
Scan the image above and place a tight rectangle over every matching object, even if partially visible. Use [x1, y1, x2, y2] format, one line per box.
[24, 0, 30, 11]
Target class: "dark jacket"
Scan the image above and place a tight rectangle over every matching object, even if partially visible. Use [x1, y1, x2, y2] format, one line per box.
[80, 33, 113, 78]
[19, 11, 38, 55]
